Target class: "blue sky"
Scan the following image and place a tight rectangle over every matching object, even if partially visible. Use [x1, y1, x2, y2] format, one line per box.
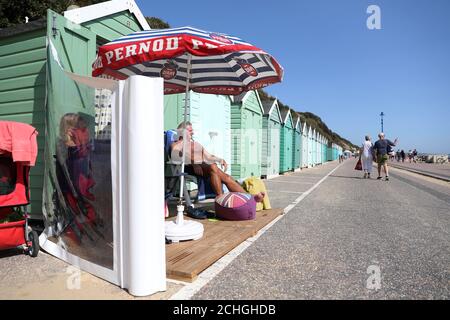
[136, 0, 450, 154]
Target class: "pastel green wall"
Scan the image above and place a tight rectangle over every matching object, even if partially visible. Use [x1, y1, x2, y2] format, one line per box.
[0, 8, 145, 219]
[82, 11, 142, 42]
[0, 28, 47, 217]
[261, 107, 281, 178]
[280, 114, 294, 173]
[301, 125, 308, 168]
[292, 122, 301, 169]
[308, 129, 314, 167]
[231, 91, 263, 180]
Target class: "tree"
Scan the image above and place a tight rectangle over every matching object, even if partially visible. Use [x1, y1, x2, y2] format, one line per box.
[145, 16, 170, 29]
[0, 0, 107, 28]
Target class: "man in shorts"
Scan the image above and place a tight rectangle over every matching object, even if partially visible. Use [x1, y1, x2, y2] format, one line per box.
[373, 133, 398, 181]
[170, 121, 265, 218]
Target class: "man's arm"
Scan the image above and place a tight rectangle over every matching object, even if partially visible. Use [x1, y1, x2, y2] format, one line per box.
[389, 138, 398, 146]
[202, 147, 228, 172]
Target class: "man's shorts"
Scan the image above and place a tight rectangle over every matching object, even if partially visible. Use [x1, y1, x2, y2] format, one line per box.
[377, 154, 389, 165]
[185, 163, 213, 177]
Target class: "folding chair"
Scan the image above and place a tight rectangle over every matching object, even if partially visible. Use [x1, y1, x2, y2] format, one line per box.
[164, 130, 226, 208]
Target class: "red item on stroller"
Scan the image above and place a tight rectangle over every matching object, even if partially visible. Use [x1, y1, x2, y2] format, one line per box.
[0, 121, 39, 256]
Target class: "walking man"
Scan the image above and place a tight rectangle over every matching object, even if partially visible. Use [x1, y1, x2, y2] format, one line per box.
[373, 133, 398, 181]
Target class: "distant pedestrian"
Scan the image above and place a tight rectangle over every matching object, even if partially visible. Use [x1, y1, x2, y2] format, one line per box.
[400, 150, 406, 162]
[396, 150, 401, 162]
[360, 135, 373, 179]
[408, 150, 413, 163]
[373, 133, 398, 181]
[412, 149, 418, 163]
[387, 143, 395, 161]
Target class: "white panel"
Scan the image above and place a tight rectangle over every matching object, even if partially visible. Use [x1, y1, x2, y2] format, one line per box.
[120, 76, 166, 296]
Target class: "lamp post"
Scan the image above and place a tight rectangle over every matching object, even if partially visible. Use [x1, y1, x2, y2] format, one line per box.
[380, 112, 385, 133]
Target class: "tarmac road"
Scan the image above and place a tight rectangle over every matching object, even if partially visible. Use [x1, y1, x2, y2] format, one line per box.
[192, 159, 450, 299]
[1, 159, 449, 299]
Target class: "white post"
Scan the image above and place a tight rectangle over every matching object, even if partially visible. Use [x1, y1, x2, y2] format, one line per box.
[178, 53, 192, 208]
[121, 75, 166, 296]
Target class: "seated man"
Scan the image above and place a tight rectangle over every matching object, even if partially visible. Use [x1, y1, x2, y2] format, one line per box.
[170, 121, 265, 208]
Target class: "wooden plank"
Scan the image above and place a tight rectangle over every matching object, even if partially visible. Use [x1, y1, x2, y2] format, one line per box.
[166, 208, 283, 282]
[0, 47, 46, 68]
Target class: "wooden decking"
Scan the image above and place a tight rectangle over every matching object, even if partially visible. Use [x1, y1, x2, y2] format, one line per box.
[166, 208, 283, 282]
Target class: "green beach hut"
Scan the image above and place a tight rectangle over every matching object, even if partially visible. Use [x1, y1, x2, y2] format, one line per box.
[0, 0, 150, 219]
[301, 122, 308, 168]
[322, 137, 328, 163]
[279, 106, 294, 173]
[318, 133, 323, 165]
[292, 112, 302, 171]
[308, 126, 314, 167]
[230, 90, 263, 180]
[261, 98, 282, 179]
[312, 128, 316, 166]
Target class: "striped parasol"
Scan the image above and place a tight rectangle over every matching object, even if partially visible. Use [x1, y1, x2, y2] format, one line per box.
[92, 26, 283, 237]
[92, 26, 283, 95]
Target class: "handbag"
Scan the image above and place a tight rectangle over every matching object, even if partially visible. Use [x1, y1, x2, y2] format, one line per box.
[354, 158, 362, 171]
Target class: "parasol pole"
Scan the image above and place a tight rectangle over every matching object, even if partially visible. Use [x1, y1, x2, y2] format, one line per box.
[176, 53, 192, 224]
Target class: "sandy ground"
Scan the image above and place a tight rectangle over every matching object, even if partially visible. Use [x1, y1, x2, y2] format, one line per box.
[0, 249, 182, 300]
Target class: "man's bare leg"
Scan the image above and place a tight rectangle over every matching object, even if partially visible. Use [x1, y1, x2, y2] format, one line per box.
[384, 163, 389, 177]
[207, 164, 265, 202]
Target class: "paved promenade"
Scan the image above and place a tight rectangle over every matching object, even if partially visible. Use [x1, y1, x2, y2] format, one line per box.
[1, 159, 449, 299]
[389, 161, 450, 182]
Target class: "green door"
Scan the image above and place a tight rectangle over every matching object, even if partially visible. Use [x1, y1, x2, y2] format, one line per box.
[45, 9, 97, 213]
[47, 10, 97, 75]
[251, 111, 261, 177]
[44, 10, 118, 272]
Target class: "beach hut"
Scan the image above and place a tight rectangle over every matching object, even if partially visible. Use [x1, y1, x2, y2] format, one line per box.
[292, 112, 302, 171]
[301, 122, 308, 168]
[319, 134, 324, 164]
[312, 129, 318, 166]
[323, 137, 328, 163]
[279, 106, 294, 173]
[261, 99, 282, 179]
[317, 132, 321, 165]
[230, 90, 264, 180]
[307, 126, 314, 167]
[327, 142, 333, 161]
[164, 93, 232, 175]
[0, 1, 150, 220]
[328, 142, 341, 161]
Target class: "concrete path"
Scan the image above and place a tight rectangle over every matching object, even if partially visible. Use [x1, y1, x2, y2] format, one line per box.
[389, 161, 450, 182]
[2, 159, 449, 299]
[191, 160, 450, 299]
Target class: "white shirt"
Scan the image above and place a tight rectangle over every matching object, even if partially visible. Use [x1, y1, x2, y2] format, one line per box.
[362, 140, 373, 158]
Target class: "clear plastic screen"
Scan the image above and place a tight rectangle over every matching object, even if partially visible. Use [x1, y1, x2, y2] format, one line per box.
[42, 41, 115, 271]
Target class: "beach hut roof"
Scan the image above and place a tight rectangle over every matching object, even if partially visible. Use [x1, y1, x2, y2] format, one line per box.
[64, 0, 150, 30]
[279, 106, 293, 124]
[231, 90, 264, 113]
[262, 99, 274, 114]
[261, 99, 283, 121]
[292, 112, 301, 130]
[302, 121, 308, 133]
